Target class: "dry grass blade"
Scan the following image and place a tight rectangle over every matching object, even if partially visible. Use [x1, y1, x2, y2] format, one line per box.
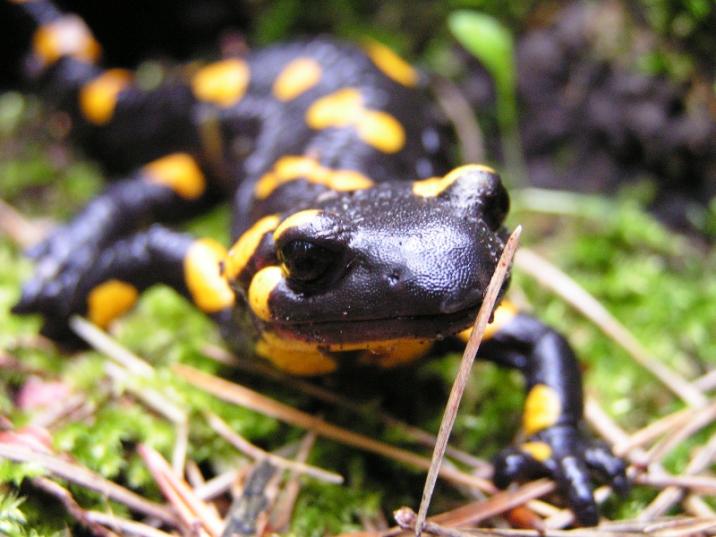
[638, 431, 716, 520]
[0, 196, 50, 247]
[70, 315, 187, 424]
[87, 511, 176, 537]
[206, 411, 343, 484]
[32, 477, 118, 537]
[430, 76, 485, 163]
[69, 316, 153, 376]
[194, 470, 240, 501]
[514, 248, 706, 408]
[430, 479, 554, 528]
[172, 363, 494, 492]
[620, 407, 695, 454]
[269, 432, 318, 532]
[202, 343, 491, 472]
[414, 226, 521, 536]
[138, 443, 224, 537]
[0, 443, 175, 524]
[645, 401, 716, 465]
[397, 509, 716, 537]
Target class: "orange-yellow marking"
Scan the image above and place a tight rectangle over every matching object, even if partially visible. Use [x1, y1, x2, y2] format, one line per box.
[191, 59, 250, 107]
[523, 384, 562, 436]
[256, 332, 337, 376]
[87, 279, 138, 329]
[272, 57, 322, 101]
[255, 155, 373, 199]
[225, 214, 281, 281]
[305, 88, 405, 153]
[184, 239, 235, 313]
[356, 110, 405, 153]
[521, 441, 552, 462]
[363, 40, 418, 87]
[458, 300, 518, 343]
[33, 16, 101, 66]
[273, 209, 322, 242]
[79, 69, 132, 125]
[358, 339, 433, 368]
[143, 153, 206, 199]
[413, 164, 497, 198]
[247, 265, 283, 321]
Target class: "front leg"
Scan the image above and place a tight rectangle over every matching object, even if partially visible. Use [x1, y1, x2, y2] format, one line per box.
[14, 226, 235, 342]
[16, 152, 220, 320]
[476, 306, 628, 525]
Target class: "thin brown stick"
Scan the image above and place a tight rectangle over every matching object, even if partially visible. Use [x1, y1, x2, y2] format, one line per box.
[193, 470, 239, 501]
[86, 511, 176, 537]
[202, 343, 491, 472]
[172, 364, 494, 492]
[646, 401, 716, 464]
[70, 316, 187, 425]
[172, 419, 189, 477]
[430, 76, 485, 163]
[0, 443, 175, 524]
[430, 479, 554, 528]
[269, 432, 317, 532]
[414, 226, 521, 536]
[0, 197, 50, 247]
[514, 248, 706, 408]
[138, 443, 223, 537]
[620, 407, 694, 454]
[638, 431, 716, 520]
[206, 412, 343, 484]
[32, 477, 118, 537]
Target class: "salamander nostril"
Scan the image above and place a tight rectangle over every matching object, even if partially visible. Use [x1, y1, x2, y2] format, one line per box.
[387, 268, 401, 286]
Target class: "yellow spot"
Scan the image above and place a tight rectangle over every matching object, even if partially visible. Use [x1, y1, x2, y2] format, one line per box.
[254, 155, 373, 199]
[79, 69, 132, 125]
[191, 59, 250, 107]
[184, 239, 235, 313]
[87, 279, 138, 329]
[306, 88, 406, 153]
[523, 384, 562, 436]
[521, 441, 552, 462]
[247, 265, 283, 321]
[273, 209, 322, 242]
[363, 40, 418, 87]
[413, 164, 497, 198]
[272, 57, 323, 101]
[306, 88, 363, 128]
[256, 332, 336, 376]
[357, 110, 405, 153]
[458, 300, 518, 342]
[359, 339, 433, 368]
[33, 16, 101, 66]
[143, 153, 206, 199]
[225, 214, 281, 281]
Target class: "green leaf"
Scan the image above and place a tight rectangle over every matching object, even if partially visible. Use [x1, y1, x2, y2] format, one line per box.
[448, 10, 516, 124]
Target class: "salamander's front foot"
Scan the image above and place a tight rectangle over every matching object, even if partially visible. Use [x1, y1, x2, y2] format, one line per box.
[493, 424, 629, 526]
[13, 237, 101, 345]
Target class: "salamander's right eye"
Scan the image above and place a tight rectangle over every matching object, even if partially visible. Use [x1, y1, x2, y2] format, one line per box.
[278, 239, 336, 283]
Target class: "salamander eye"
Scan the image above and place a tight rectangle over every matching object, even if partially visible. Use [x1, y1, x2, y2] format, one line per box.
[278, 240, 335, 283]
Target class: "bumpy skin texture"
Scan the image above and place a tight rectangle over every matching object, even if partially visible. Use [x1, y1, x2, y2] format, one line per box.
[11, 0, 626, 525]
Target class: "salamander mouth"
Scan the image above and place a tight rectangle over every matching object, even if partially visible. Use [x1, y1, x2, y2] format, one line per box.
[269, 304, 481, 346]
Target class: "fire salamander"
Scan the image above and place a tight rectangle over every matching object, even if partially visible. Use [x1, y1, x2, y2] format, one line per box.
[10, 0, 627, 525]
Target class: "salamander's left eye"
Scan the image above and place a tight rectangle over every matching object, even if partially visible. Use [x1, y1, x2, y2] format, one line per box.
[278, 240, 335, 283]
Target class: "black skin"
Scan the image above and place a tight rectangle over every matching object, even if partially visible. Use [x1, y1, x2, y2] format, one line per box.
[10, 0, 627, 525]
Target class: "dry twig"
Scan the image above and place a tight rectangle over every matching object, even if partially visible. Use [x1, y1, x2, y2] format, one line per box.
[415, 226, 521, 536]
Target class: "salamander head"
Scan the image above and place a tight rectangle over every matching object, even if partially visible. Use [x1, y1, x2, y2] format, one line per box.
[226, 165, 511, 349]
